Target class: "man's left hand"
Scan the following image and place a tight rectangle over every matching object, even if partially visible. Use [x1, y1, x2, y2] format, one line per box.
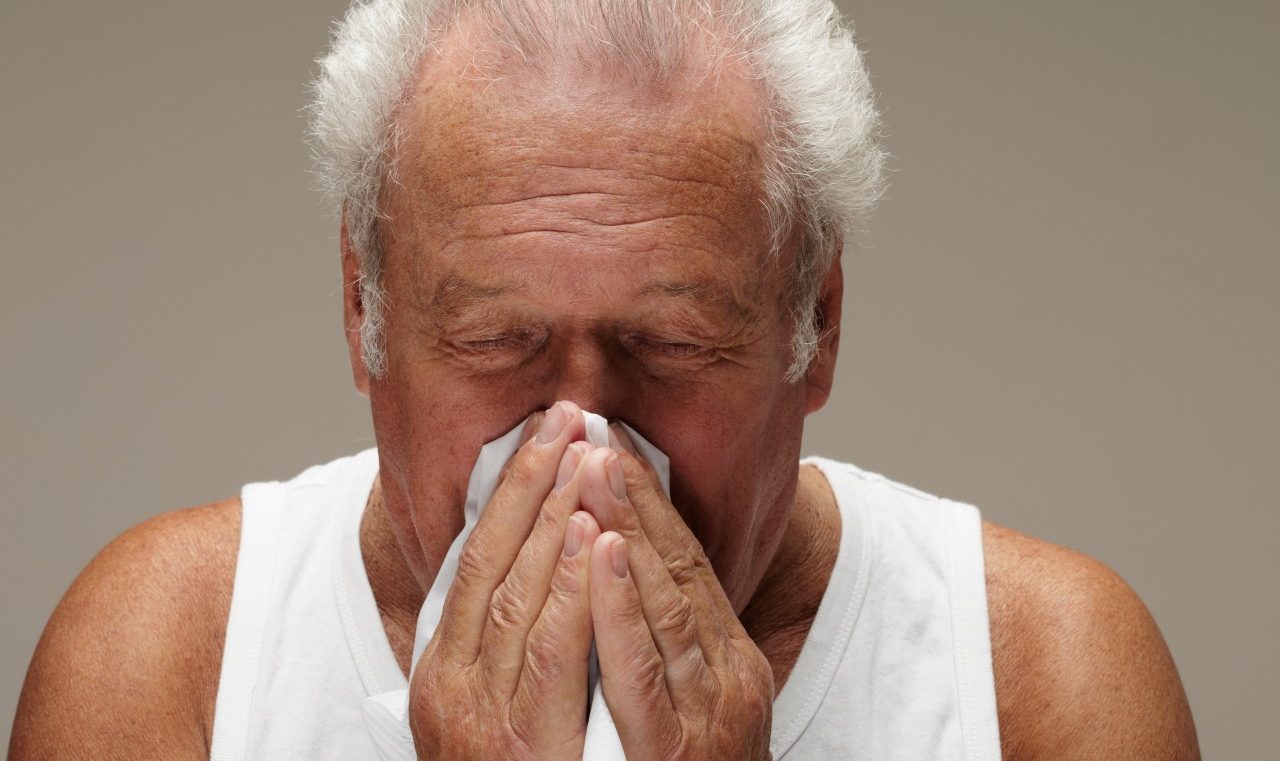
[574, 426, 775, 761]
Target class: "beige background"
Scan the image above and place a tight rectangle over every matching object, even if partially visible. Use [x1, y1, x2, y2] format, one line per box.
[2, 0, 1276, 756]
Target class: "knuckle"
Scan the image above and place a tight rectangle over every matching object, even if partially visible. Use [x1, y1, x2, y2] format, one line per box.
[533, 497, 565, 534]
[453, 539, 492, 588]
[547, 556, 583, 599]
[523, 633, 569, 685]
[624, 650, 668, 700]
[652, 590, 696, 640]
[488, 578, 531, 633]
[690, 545, 714, 573]
[663, 549, 703, 589]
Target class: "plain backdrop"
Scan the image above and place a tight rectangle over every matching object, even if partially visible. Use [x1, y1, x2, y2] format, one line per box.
[2, 0, 1276, 756]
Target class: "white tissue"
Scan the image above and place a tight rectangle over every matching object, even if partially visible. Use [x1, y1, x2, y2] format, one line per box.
[361, 411, 670, 761]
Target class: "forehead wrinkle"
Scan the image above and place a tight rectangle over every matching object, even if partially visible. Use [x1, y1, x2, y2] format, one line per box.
[395, 66, 768, 216]
[452, 166, 738, 209]
[527, 134, 757, 189]
[385, 44, 780, 329]
[443, 211, 745, 246]
[390, 9, 774, 206]
[422, 135, 758, 216]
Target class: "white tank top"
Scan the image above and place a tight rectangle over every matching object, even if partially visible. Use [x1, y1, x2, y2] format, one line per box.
[209, 448, 1002, 760]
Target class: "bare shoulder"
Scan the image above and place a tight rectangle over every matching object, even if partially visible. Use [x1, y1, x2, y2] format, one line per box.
[981, 520, 1200, 761]
[9, 497, 243, 760]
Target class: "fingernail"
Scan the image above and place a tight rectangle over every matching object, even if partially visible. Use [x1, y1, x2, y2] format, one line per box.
[556, 442, 586, 489]
[610, 536, 629, 578]
[537, 402, 568, 444]
[606, 454, 626, 500]
[564, 515, 584, 558]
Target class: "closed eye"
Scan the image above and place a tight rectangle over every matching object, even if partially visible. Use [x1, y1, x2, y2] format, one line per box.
[458, 331, 544, 354]
[623, 334, 708, 358]
[463, 336, 518, 351]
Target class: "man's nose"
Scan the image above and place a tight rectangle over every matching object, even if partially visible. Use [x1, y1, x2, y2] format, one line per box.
[542, 340, 624, 420]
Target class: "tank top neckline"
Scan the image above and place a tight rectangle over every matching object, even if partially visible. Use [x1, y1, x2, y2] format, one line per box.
[331, 448, 872, 757]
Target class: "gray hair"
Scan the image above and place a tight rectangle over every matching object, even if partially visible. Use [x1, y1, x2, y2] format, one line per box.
[308, 0, 886, 382]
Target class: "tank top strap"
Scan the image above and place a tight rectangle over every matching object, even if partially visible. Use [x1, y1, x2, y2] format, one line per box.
[769, 456, 874, 757]
[210, 449, 384, 761]
[790, 456, 1001, 760]
[209, 479, 290, 761]
[332, 448, 405, 696]
[938, 498, 1002, 760]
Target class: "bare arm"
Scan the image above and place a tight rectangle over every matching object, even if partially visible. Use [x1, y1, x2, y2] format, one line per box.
[8, 499, 240, 760]
[984, 522, 1200, 761]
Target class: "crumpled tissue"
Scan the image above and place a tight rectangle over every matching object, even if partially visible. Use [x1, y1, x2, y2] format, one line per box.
[361, 410, 670, 761]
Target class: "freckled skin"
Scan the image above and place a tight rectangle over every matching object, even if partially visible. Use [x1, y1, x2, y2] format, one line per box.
[6, 19, 1200, 761]
[362, 57, 820, 623]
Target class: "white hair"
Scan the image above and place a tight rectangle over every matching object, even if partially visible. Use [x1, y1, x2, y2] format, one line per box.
[308, 0, 886, 382]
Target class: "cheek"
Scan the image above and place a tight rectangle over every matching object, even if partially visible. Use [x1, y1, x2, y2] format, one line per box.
[646, 378, 806, 569]
[368, 360, 542, 523]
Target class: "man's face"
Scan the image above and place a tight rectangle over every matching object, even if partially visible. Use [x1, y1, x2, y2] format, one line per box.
[356, 59, 830, 611]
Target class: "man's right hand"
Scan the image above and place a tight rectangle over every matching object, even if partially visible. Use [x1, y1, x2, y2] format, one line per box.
[408, 401, 603, 761]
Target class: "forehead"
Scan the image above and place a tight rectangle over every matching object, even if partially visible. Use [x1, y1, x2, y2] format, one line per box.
[398, 64, 766, 193]
[380, 44, 779, 318]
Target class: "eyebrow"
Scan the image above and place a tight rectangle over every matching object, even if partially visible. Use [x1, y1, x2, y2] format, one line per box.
[638, 279, 761, 324]
[425, 272, 761, 325]
[428, 273, 519, 315]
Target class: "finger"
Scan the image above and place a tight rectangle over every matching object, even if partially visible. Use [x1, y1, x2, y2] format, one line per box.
[589, 532, 684, 757]
[479, 440, 595, 694]
[607, 422, 715, 592]
[607, 431, 741, 628]
[579, 449, 714, 705]
[607, 422, 664, 492]
[435, 400, 586, 666]
[497, 410, 545, 484]
[509, 511, 601, 748]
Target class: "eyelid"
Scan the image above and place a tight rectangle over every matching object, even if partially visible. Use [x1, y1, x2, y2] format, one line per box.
[458, 330, 545, 352]
[622, 332, 708, 358]
[463, 336, 514, 350]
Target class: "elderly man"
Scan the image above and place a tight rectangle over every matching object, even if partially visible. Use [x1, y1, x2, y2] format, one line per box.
[11, 1, 1198, 759]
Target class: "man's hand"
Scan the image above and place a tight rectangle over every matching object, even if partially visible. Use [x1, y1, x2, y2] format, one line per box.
[578, 425, 776, 761]
[409, 402, 604, 761]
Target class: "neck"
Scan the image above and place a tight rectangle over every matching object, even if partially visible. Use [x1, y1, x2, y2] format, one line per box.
[739, 463, 842, 692]
[359, 477, 425, 670]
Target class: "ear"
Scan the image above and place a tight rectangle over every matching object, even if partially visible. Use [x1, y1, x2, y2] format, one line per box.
[803, 244, 843, 415]
[340, 207, 372, 398]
